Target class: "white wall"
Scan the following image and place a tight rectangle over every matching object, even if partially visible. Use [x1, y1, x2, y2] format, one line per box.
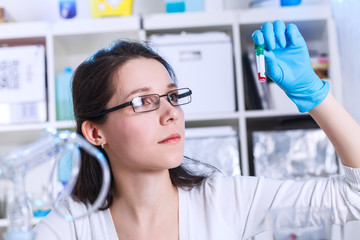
[331, 0, 360, 123]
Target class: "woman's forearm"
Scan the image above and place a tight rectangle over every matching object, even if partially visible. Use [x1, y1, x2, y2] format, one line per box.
[309, 93, 360, 168]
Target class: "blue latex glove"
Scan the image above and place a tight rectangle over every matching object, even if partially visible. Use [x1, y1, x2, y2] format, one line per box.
[252, 20, 330, 112]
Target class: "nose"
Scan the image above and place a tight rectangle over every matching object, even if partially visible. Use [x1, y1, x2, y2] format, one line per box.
[159, 97, 180, 125]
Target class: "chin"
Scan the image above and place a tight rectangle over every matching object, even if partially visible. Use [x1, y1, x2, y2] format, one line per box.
[166, 154, 183, 169]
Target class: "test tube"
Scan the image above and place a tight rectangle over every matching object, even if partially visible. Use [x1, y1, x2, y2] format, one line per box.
[254, 44, 266, 82]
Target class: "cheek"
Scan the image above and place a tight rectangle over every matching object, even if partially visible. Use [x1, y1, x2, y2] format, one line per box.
[119, 122, 150, 144]
[106, 117, 156, 155]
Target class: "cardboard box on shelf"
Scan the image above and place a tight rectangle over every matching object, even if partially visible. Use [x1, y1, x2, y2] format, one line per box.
[149, 32, 236, 115]
[0, 45, 47, 124]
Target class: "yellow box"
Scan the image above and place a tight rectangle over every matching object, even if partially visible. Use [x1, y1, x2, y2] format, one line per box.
[90, 0, 133, 17]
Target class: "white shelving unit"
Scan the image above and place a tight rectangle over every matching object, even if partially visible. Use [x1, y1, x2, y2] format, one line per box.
[0, 4, 341, 170]
[143, 3, 342, 176]
[1, 4, 355, 239]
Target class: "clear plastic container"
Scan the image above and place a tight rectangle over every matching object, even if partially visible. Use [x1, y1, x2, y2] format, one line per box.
[55, 67, 74, 121]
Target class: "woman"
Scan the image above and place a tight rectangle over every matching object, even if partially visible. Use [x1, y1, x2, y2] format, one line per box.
[35, 20, 360, 239]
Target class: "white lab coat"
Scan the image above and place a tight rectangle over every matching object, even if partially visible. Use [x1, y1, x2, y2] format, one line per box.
[34, 164, 360, 240]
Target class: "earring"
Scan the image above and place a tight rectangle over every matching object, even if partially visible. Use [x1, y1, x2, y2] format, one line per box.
[101, 143, 105, 149]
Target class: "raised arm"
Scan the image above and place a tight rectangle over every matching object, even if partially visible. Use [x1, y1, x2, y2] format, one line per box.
[252, 20, 360, 168]
[309, 93, 360, 168]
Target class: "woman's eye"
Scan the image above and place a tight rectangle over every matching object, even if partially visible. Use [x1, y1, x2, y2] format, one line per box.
[141, 97, 152, 105]
[141, 95, 160, 105]
[169, 93, 179, 102]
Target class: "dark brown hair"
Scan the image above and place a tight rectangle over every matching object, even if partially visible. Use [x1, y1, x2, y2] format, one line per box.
[71, 40, 211, 209]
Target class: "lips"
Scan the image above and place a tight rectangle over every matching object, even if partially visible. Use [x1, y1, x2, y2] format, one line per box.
[158, 133, 181, 144]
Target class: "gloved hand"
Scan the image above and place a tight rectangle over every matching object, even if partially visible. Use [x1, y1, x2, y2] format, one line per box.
[252, 20, 330, 112]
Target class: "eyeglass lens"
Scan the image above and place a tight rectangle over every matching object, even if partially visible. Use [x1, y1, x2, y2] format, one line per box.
[132, 88, 191, 113]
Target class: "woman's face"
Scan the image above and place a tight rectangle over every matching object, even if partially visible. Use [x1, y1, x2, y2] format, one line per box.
[99, 57, 185, 173]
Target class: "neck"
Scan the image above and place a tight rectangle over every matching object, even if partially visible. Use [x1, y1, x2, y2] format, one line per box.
[111, 169, 178, 225]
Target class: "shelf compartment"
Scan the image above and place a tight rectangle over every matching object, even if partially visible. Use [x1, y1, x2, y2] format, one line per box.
[0, 127, 50, 155]
[0, 22, 49, 40]
[143, 11, 236, 31]
[52, 121, 76, 130]
[52, 16, 140, 36]
[238, 4, 332, 24]
[52, 31, 140, 75]
[185, 111, 239, 122]
[244, 109, 305, 118]
[185, 113, 239, 129]
[245, 115, 319, 176]
[0, 123, 50, 134]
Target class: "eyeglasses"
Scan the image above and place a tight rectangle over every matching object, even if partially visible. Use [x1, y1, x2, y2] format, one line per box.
[91, 88, 192, 118]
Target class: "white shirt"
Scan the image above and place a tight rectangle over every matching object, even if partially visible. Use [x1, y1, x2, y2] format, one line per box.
[34, 165, 360, 240]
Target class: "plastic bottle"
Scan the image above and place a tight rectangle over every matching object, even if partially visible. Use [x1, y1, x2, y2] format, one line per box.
[185, 0, 204, 12]
[165, 0, 185, 13]
[281, 0, 302, 6]
[55, 67, 74, 121]
[59, 0, 77, 19]
[57, 152, 73, 186]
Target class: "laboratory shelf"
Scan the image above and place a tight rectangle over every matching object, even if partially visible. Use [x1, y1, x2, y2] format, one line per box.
[0, 123, 50, 133]
[0, 2, 341, 186]
[185, 112, 240, 122]
[0, 22, 49, 40]
[0, 3, 342, 167]
[143, 10, 236, 31]
[185, 112, 240, 129]
[244, 110, 305, 119]
[238, 4, 332, 24]
[52, 121, 76, 130]
[0, 121, 76, 139]
[51, 15, 140, 36]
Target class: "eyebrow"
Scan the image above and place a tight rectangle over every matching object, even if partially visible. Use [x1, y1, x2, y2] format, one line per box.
[167, 83, 177, 89]
[125, 87, 151, 100]
[125, 83, 177, 99]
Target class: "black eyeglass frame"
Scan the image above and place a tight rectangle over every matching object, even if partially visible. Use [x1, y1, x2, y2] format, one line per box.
[90, 88, 192, 118]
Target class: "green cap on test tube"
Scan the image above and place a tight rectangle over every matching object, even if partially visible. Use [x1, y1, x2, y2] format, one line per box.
[255, 44, 264, 56]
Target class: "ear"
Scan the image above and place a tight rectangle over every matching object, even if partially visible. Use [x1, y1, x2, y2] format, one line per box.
[81, 120, 106, 147]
